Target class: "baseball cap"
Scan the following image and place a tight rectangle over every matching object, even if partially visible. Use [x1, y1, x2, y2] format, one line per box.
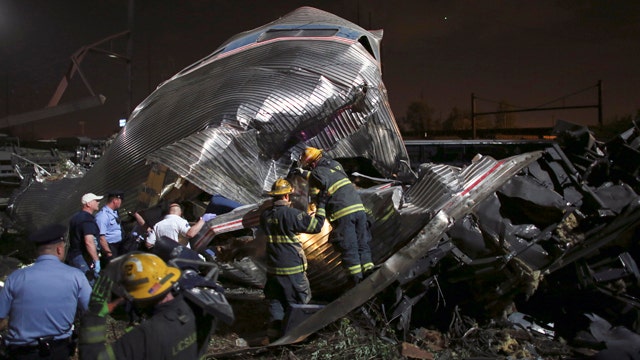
[82, 193, 104, 205]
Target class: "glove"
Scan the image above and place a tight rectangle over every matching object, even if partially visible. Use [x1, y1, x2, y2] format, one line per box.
[307, 203, 317, 214]
[289, 167, 304, 177]
[316, 191, 329, 208]
[88, 275, 114, 317]
[92, 260, 101, 278]
[201, 213, 217, 222]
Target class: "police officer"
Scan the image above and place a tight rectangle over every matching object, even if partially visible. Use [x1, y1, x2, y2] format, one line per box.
[79, 253, 216, 359]
[95, 191, 124, 263]
[292, 147, 374, 285]
[0, 224, 91, 360]
[260, 178, 327, 341]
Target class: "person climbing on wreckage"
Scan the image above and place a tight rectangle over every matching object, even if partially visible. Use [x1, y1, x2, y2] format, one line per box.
[290, 147, 374, 286]
[78, 252, 231, 359]
[260, 178, 327, 342]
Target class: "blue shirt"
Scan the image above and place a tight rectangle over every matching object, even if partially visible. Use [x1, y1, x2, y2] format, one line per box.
[95, 205, 122, 243]
[0, 255, 91, 346]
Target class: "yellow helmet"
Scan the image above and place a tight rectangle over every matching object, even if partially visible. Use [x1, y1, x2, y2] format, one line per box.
[120, 253, 181, 301]
[300, 147, 322, 168]
[268, 178, 294, 196]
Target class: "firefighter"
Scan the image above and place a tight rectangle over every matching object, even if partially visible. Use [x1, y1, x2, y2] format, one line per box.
[291, 147, 374, 286]
[260, 178, 327, 341]
[78, 253, 215, 359]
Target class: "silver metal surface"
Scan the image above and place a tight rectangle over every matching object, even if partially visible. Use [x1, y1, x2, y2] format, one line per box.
[10, 7, 407, 229]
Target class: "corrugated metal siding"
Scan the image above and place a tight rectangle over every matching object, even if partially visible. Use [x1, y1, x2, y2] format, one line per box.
[11, 7, 407, 230]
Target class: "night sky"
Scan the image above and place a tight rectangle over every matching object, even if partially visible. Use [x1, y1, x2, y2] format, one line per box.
[1, 0, 639, 140]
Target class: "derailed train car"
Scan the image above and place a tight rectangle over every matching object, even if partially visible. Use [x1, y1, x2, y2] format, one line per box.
[5, 6, 640, 350]
[8, 6, 408, 230]
[196, 120, 640, 347]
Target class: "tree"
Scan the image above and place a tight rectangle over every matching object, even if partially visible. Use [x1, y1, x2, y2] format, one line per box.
[442, 106, 470, 130]
[405, 100, 434, 137]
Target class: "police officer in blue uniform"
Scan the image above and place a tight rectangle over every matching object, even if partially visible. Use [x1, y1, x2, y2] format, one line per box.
[95, 191, 124, 263]
[260, 178, 327, 341]
[0, 224, 91, 360]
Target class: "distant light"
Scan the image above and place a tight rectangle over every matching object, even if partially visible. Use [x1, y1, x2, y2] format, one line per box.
[444, 16, 448, 20]
[119, 118, 127, 127]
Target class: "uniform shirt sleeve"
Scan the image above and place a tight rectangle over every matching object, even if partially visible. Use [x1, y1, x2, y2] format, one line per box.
[94, 211, 108, 235]
[0, 275, 15, 318]
[80, 314, 148, 360]
[179, 220, 191, 237]
[76, 272, 92, 313]
[290, 207, 326, 235]
[146, 229, 157, 245]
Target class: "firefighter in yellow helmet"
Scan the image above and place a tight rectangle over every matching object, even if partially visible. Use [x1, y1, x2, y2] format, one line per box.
[260, 178, 327, 341]
[292, 147, 374, 286]
[79, 252, 216, 359]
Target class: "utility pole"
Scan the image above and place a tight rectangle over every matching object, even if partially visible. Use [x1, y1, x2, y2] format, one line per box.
[597, 80, 603, 128]
[471, 93, 476, 139]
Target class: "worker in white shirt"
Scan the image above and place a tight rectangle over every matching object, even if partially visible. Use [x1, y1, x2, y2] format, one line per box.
[145, 203, 216, 249]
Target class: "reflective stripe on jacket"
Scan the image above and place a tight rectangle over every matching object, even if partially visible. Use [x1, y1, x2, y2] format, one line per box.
[308, 157, 366, 222]
[260, 200, 326, 275]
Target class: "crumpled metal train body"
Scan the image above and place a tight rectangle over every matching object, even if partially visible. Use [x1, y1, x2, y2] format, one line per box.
[8, 7, 408, 230]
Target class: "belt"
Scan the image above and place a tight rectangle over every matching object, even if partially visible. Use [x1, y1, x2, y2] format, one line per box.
[7, 337, 70, 354]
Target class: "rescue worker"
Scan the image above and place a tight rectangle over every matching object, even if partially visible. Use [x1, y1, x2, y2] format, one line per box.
[291, 147, 374, 285]
[0, 224, 91, 360]
[79, 252, 216, 359]
[144, 203, 215, 249]
[260, 178, 327, 341]
[68, 192, 103, 284]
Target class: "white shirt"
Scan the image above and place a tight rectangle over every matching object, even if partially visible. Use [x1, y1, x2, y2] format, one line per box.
[147, 214, 191, 248]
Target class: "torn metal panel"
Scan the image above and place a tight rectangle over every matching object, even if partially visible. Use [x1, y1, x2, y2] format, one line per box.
[274, 151, 542, 344]
[193, 152, 542, 299]
[9, 6, 407, 230]
[380, 122, 640, 341]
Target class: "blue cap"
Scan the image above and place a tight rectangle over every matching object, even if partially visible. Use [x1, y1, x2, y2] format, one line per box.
[108, 190, 125, 200]
[29, 224, 67, 245]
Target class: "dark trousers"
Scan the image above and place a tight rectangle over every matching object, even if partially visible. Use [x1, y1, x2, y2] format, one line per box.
[329, 210, 373, 278]
[101, 241, 122, 267]
[264, 272, 311, 322]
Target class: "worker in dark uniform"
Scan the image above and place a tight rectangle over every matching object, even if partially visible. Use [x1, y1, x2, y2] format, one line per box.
[0, 224, 91, 360]
[260, 178, 327, 341]
[78, 253, 215, 359]
[292, 147, 374, 285]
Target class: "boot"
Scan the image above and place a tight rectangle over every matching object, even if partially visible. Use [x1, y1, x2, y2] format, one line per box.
[266, 320, 283, 342]
[348, 274, 362, 288]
